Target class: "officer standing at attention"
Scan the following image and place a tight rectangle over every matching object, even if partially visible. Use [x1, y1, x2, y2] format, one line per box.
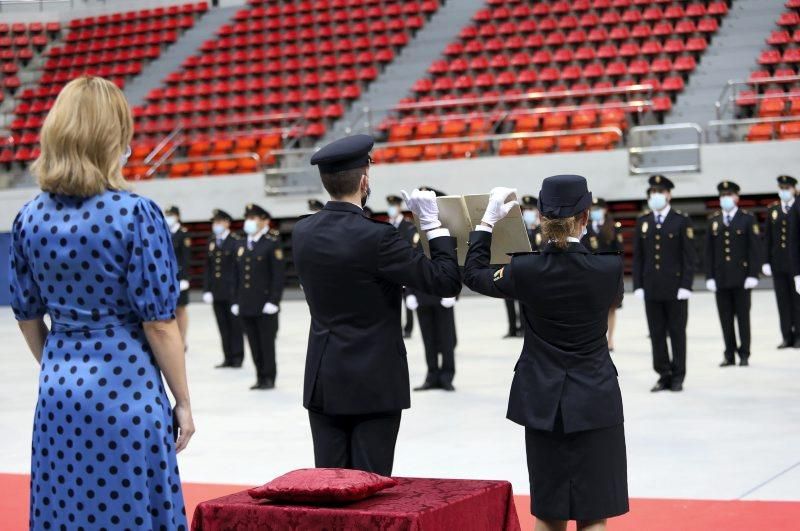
[232, 204, 286, 390]
[762, 175, 800, 348]
[633, 175, 696, 392]
[582, 197, 624, 351]
[203, 209, 245, 369]
[705, 182, 762, 367]
[164, 205, 191, 346]
[293, 134, 460, 476]
[387, 193, 417, 339]
[504, 195, 542, 338]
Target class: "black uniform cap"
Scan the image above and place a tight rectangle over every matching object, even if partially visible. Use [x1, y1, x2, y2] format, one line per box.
[648, 174, 675, 191]
[778, 174, 797, 186]
[717, 180, 740, 194]
[244, 203, 270, 219]
[308, 199, 324, 211]
[521, 195, 538, 208]
[539, 174, 592, 218]
[592, 197, 608, 208]
[211, 208, 232, 222]
[310, 134, 374, 173]
[386, 194, 403, 205]
[165, 205, 180, 217]
[419, 186, 446, 197]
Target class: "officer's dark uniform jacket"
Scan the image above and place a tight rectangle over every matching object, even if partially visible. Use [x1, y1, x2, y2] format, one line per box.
[233, 229, 285, 316]
[292, 201, 461, 416]
[632, 209, 696, 300]
[766, 201, 793, 274]
[581, 222, 623, 253]
[203, 232, 240, 302]
[171, 227, 191, 284]
[463, 230, 624, 434]
[705, 210, 761, 288]
[528, 227, 542, 250]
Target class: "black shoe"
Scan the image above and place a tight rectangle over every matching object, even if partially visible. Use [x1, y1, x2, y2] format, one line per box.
[230, 363, 243, 368]
[650, 382, 670, 392]
[440, 382, 455, 391]
[503, 330, 520, 339]
[739, 358, 749, 367]
[249, 382, 263, 390]
[262, 379, 275, 389]
[670, 382, 683, 392]
[414, 382, 438, 391]
[215, 362, 232, 369]
[778, 340, 793, 349]
[719, 360, 736, 367]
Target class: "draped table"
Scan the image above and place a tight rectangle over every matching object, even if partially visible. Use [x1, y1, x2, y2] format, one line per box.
[191, 477, 521, 531]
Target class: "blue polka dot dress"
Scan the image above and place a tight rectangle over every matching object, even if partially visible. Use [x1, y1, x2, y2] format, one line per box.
[9, 190, 189, 531]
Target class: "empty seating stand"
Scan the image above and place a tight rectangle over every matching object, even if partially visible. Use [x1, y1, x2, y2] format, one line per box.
[374, 0, 728, 163]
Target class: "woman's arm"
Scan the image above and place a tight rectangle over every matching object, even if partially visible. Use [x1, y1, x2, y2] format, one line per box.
[18, 318, 49, 364]
[142, 319, 195, 453]
[463, 229, 517, 299]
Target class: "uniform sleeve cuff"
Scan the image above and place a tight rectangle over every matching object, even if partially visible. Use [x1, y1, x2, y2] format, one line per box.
[427, 228, 451, 240]
[475, 225, 493, 233]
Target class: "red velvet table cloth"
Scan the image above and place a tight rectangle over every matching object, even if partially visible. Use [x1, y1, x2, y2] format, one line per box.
[192, 477, 521, 531]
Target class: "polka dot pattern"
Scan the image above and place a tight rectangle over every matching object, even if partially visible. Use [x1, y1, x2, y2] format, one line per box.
[9, 190, 187, 530]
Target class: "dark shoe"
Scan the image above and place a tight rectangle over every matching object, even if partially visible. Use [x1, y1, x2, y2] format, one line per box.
[503, 330, 520, 339]
[414, 382, 439, 391]
[230, 363, 243, 368]
[739, 358, 749, 367]
[440, 382, 455, 391]
[215, 362, 232, 369]
[671, 382, 683, 392]
[262, 379, 275, 389]
[719, 360, 736, 367]
[778, 340, 792, 349]
[650, 382, 670, 392]
[249, 382, 263, 390]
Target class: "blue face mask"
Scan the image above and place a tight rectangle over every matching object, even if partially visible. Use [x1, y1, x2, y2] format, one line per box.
[719, 195, 736, 212]
[590, 209, 604, 222]
[212, 223, 226, 236]
[243, 219, 259, 235]
[387, 205, 400, 219]
[522, 209, 539, 227]
[779, 189, 795, 202]
[648, 193, 667, 212]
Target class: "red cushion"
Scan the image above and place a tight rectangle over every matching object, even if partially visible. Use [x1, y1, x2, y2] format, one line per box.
[248, 469, 398, 503]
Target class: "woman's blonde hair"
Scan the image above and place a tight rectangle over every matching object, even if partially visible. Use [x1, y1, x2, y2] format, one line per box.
[540, 210, 588, 249]
[31, 76, 133, 197]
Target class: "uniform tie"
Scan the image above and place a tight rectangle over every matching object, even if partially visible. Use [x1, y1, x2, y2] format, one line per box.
[785, 205, 790, 215]
[724, 214, 730, 227]
[247, 239, 254, 251]
[216, 238, 223, 247]
[656, 214, 663, 225]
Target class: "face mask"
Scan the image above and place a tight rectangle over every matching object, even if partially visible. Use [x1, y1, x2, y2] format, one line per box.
[522, 210, 539, 227]
[719, 195, 736, 212]
[120, 145, 131, 168]
[590, 209, 604, 223]
[779, 189, 795, 202]
[243, 219, 259, 235]
[212, 223, 226, 236]
[361, 185, 371, 208]
[648, 193, 667, 212]
[165, 215, 178, 228]
[387, 205, 400, 219]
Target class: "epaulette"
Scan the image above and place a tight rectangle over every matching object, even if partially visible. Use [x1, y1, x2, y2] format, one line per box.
[707, 210, 721, 219]
[180, 226, 188, 233]
[593, 251, 623, 255]
[768, 201, 780, 208]
[676, 209, 689, 217]
[230, 232, 242, 240]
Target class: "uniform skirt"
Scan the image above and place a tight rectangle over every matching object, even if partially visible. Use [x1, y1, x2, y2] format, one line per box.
[525, 410, 628, 521]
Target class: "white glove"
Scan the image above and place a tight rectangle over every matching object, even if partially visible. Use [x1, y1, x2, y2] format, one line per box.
[705, 279, 717, 293]
[796, 276, 800, 295]
[202, 292, 213, 304]
[677, 288, 692, 300]
[263, 302, 279, 315]
[401, 189, 441, 230]
[231, 304, 240, 316]
[405, 295, 419, 311]
[179, 279, 190, 291]
[440, 297, 456, 308]
[481, 187, 519, 227]
[762, 263, 772, 277]
[634, 288, 645, 300]
[744, 277, 758, 290]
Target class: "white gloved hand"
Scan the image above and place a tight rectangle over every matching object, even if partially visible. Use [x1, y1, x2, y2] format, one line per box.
[762, 263, 772, 277]
[179, 279, 190, 291]
[744, 277, 759, 290]
[481, 187, 519, 227]
[440, 297, 456, 308]
[405, 295, 419, 311]
[634, 288, 645, 300]
[202, 292, 213, 304]
[796, 276, 800, 295]
[677, 288, 692, 300]
[231, 304, 240, 316]
[263, 302, 279, 315]
[401, 189, 441, 230]
[705, 279, 717, 293]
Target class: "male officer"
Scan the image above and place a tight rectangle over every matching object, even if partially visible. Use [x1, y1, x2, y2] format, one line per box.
[632, 175, 696, 392]
[202, 209, 244, 368]
[387, 194, 417, 338]
[164, 205, 191, 346]
[763, 175, 800, 347]
[504, 195, 541, 338]
[704, 182, 761, 367]
[293, 134, 461, 476]
[232, 204, 285, 390]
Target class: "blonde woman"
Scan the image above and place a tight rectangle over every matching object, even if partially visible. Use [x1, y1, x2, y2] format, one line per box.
[9, 77, 194, 529]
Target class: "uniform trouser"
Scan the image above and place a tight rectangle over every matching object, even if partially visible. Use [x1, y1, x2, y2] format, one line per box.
[241, 314, 278, 382]
[773, 272, 800, 343]
[416, 305, 456, 386]
[505, 298, 520, 334]
[644, 299, 688, 385]
[212, 300, 244, 365]
[715, 287, 751, 361]
[404, 306, 414, 336]
[308, 410, 402, 477]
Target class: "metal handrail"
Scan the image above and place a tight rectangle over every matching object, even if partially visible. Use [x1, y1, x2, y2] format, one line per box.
[144, 125, 183, 165]
[627, 123, 703, 175]
[715, 75, 800, 119]
[707, 115, 800, 142]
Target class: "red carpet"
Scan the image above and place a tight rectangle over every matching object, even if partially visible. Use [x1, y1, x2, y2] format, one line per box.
[2, 473, 799, 530]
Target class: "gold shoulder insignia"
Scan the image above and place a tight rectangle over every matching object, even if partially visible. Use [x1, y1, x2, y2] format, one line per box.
[535, 232, 542, 246]
[617, 233, 624, 243]
[237, 246, 244, 257]
[184, 237, 191, 247]
[270, 228, 280, 236]
[686, 227, 694, 239]
[493, 267, 505, 282]
[274, 248, 284, 260]
[769, 200, 780, 207]
[590, 236, 598, 250]
[209, 242, 215, 251]
[753, 224, 760, 235]
[772, 209, 779, 220]
[641, 221, 649, 233]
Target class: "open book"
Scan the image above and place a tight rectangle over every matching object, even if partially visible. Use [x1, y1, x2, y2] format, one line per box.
[413, 194, 532, 265]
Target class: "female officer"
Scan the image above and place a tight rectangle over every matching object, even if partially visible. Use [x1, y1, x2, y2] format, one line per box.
[464, 176, 628, 531]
